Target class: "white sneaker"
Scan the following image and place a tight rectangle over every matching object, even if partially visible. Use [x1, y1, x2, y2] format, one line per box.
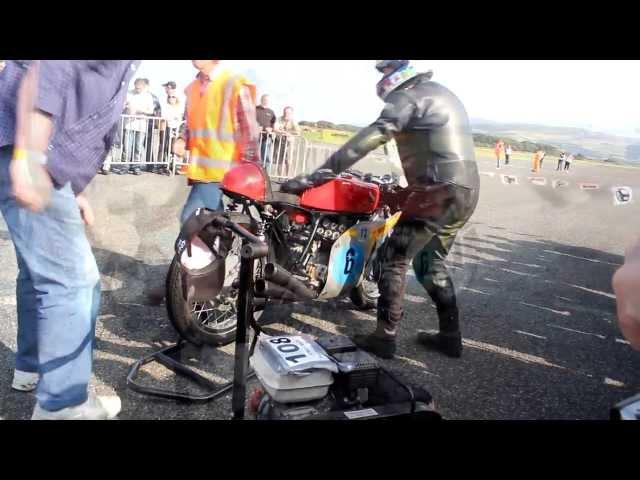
[31, 394, 122, 420]
[12, 370, 39, 392]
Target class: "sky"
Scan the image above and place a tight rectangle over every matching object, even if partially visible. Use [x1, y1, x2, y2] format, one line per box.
[134, 60, 640, 138]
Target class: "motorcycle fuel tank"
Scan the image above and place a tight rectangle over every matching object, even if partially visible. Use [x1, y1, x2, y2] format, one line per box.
[300, 178, 380, 214]
[221, 162, 268, 202]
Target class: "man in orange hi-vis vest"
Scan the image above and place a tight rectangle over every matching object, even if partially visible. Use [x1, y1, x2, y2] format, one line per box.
[145, 61, 260, 306]
[531, 149, 545, 173]
[494, 139, 504, 169]
[173, 60, 260, 224]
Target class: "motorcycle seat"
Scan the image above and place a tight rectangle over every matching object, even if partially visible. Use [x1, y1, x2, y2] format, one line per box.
[268, 180, 300, 205]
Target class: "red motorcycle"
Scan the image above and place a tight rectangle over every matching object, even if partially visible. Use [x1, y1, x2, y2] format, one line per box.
[166, 161, 451, 347]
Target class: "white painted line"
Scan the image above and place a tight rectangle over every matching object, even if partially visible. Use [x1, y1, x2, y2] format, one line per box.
[462, 338, 565, 369]
[483, 277, 499, 283]
[480, 171, 496, 177]
[543, 249, 621, 267]
[567, 284, 617, 299]
[549, 324, 606, 339]
[615, 338, 631, 345]
[520, 302, 571, 316]
[527, 177, 547, 186]
[500, 174, 519, 185]
[461, 287, 490, 295]
[604, 377, 625, 387]
[394, 355, 440, 377]
[515, 330, 547, 340]
[555, 296, 573, 302]
[501, 268, 537, 277]
[511, 261, 543, 269]
[404, 294, 426, 303]
[612, 186, 633, 205]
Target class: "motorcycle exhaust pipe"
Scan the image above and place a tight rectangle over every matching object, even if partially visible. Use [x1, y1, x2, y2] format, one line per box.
[263, 263, 316, 300]
[254, 279, 300, 301]
[241, 243, 269, 260]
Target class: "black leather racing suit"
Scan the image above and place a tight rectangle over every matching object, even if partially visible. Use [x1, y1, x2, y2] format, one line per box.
[314, 72, 480, 336]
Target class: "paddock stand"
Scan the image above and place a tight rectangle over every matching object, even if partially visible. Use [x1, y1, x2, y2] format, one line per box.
[127, 221, 441, 421]
[127, 232, 269, 419]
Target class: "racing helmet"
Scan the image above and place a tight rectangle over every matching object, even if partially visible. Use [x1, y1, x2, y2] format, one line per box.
[375, 60, 420, 100]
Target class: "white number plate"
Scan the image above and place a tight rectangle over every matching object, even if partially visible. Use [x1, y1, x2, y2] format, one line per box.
[264, 336, 326, 367]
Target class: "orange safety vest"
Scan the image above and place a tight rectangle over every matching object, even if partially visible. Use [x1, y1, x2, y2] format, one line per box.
[185, 69, 256, 182]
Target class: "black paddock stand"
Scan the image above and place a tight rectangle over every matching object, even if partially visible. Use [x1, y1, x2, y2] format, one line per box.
[127, 216, 269, 419]
[126, 340, 256, 404]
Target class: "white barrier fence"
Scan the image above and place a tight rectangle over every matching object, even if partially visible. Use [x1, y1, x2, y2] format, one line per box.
[104, 115, 184, 174]
[103, 115, 403, 180]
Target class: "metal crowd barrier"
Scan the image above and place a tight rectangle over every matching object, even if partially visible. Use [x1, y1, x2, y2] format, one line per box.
[103, 114, 403, 182]
[259, 134, 402, 181]
[258, 132, 309, 180]
[104, 115, 184, 174]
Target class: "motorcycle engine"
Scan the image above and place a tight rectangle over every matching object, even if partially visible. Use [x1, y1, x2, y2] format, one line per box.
[286, 215, 354, 291]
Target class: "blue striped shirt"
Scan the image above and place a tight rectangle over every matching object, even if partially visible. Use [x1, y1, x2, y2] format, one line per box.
[0, 60, 140, 194]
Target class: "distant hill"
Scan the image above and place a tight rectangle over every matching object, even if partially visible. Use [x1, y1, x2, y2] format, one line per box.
[301, 118, 640, 164]
[471, 119, 640, 163]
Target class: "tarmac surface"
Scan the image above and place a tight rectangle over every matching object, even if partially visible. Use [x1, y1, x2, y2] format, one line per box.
[1, 153, 639, 420]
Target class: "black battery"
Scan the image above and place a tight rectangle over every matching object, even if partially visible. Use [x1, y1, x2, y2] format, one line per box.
[315, 335, 358, 355]
[332, 349, 380, 391]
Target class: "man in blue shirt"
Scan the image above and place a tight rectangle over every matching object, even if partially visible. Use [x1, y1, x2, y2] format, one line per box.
[0, 60, 139, 419]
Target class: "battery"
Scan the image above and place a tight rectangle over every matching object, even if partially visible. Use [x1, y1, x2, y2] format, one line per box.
[315, 335, 357, 355]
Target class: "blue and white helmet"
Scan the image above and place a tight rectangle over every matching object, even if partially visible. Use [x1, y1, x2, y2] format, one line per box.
[375, 60, 419, 100]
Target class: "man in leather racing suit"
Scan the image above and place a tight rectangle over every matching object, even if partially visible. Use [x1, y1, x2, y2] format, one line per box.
[282, 60, 480, 359]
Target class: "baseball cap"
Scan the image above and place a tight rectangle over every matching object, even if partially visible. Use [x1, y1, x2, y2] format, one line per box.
[162, 81, 177, 89]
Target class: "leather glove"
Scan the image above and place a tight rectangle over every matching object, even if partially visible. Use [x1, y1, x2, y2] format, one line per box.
[281, 169, 337, 195]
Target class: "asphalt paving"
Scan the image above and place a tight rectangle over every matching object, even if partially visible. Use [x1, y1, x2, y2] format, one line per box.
[1, 154, 639, 420]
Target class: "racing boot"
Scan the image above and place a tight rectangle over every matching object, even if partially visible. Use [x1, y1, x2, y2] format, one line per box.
[352, 310, 398, 359]
[417, 307, 462, 358]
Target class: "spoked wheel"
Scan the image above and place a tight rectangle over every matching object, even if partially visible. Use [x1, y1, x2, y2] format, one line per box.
[166, 236, 243, 347]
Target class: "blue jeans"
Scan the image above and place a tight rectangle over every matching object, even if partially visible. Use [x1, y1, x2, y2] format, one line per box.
[260, 132, 273, 165]
[0, 145, 101, 411]
[180, 182, 224, 225]
[123, 129, 146, 166]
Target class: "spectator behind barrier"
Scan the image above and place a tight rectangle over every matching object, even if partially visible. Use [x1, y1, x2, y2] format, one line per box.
[275, 106, 300, 136]
[273, 106, 300, 175]
[119, 77, 155, 175]
[256, 94, 276, 164]
[160, 94, 184, 173]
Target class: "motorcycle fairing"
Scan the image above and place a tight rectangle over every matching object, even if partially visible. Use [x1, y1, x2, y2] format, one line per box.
[318, 212, 401, 299]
